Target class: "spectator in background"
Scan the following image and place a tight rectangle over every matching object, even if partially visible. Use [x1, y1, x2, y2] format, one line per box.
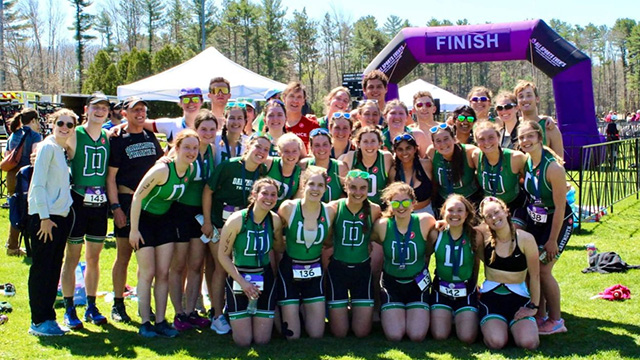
[362, 70, 390, 113]
[208, 77, 232, 122]
[103, 102, 125, 130]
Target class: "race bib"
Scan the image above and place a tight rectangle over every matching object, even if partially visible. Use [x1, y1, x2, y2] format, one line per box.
[233, 273, 264, 294]
[439, 280, 467, 298]
[292, 262, 322, 280]
[414, 268, 432, 292]
[527, 204, 548, 223]
[222, 204, 239, 221]
[83, 186, 107, 207]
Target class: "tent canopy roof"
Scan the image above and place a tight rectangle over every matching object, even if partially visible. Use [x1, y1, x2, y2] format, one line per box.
[398, 79, 467, 112]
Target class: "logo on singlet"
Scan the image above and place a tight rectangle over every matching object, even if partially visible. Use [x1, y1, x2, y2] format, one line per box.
[340, 220, 364, 247]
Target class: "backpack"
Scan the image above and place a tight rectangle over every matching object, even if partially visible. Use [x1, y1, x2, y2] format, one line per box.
[582, 251, 640, 274]
[8, 165, 34, 255]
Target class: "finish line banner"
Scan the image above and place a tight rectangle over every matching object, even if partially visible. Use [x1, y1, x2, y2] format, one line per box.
[425, 29, 512, 55]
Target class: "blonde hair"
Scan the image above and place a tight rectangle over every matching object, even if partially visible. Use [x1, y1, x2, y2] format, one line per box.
[472, 120, 501, 140]
[479, 196, 516, 265]
[468, 86, 493, 101]
[517, 121, 564, 165]
[514, 80, 538, 98]
[324, 86, 351, 114]
[174, 129, 201, 149]
[381, 182, 415, 218]
[276, 132, 304, 156]
[301, 165, 329, 188]
[50, 108, 78, 125]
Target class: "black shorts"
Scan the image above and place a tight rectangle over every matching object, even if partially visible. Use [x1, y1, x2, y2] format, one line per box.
[508, 191, 528, 228]
[478, 286, 533, 327]
[137, 210, 177, 249]
[326, 257, 373, 309]
[276, 253, 325, 306]
[68, 191, 108, 244]
[429, 278, 478, 315]
[172, 202, 202, 242]
[113, 193, 133, 238]
[525, 203, 573, 255]
[380, 272, 430, 311]
[225, 265, 276, 321]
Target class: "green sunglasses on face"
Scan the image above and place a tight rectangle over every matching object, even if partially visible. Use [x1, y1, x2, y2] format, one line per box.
[346, 170, 369, 179]
[457, 115, 475, 123]
[390, 199, 412, 209]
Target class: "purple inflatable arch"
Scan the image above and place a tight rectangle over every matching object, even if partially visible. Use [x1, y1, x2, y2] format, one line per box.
[364, 19, 599, 169]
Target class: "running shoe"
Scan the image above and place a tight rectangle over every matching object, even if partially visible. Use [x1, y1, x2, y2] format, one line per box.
[3, 283, 16, 296]
[29, 320, 67, 337]
[111, 303, 131, 323]
[535, 315, 548, 327]
[139, 321, 158, 338]
[187, 311, 211, 329]
[155, 320, 179, 338]
[210, 315, 231, 334]
[84, 305, 108, 325]
[173, 313, 194, 331]
[64, 306, 84, 330]
[538, 318, 568, 335]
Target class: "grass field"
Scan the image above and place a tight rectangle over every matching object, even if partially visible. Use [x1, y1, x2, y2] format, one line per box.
[0, 197, 639, 359]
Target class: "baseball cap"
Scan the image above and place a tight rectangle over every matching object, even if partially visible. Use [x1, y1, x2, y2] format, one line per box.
[87, 92, 110, 105]
[123, 96, 149, 109]
[113, 102, 123, 110]
[180, 87, 203, 98]
[263, 88, 282, 101]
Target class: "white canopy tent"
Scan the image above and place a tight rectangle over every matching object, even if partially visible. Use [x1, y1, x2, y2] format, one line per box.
[117, 47, 286, 102]
[398, 79, 467, 112]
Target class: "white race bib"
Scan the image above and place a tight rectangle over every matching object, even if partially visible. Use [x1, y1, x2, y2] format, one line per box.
[439, 281, 467, 298]
[414, 268, 432, 292]
[83, 186, 107, 206]
[233, 273, 264, 294]
[292, 262, 322, 280]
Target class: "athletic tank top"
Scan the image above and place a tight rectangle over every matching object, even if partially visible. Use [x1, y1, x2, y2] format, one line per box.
[476, 148, 520, 204]
[538, 118, 548, 146]
[142, 161, 191, 215]
[265, 157, 301, 208]
[432, 144, 479, 199]
[71, 126, 110, 195]
[433, 229, 475, 283]
[285, 199, 330, 261]
[484, 234, 527, 272]
[332, 199, 372, 264]
[351, 150, 388, 205]
[232, 208, 274, 268]
[309, 158, 344, 202]
[179, 145, 215, 206]
[382, 214, 426, 278]
[523, 150, 556, 208]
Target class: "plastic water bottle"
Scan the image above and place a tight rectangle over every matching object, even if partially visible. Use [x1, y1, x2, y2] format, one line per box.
[538, 246, 560, 264]
[247, 296, 258, 315]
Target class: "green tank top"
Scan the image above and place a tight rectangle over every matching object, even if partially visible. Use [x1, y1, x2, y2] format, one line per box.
[539, 118, 548, 145]
[476, 148, 520, 204]
[433, 229, 475, 283]
[351, 150, 388, 205]
[309, 158, 344, 202]
[142, 161, 192, 215]
[523, 150, 556, 208]
[432, 144, 479, 199]
[232, 208, 273, 267]
[382, 214, 426, 278]
[285, 199, 330, 261]
[71, 126, 110, 195]
[265, 157, 301, 208]
[179, 145, 215, 206]
[332, 199, 372, 264]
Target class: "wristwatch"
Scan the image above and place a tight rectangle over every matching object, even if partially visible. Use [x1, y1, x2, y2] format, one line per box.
[110, 203, 122, 211]
[525, 302, 539, 310]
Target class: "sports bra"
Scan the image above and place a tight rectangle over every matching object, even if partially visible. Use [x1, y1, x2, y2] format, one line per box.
[484, 234, 527, 272]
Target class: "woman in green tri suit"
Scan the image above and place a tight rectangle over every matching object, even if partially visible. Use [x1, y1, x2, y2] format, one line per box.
[218, 178, 284, 346]
[328, 112, 355, 159]
[471, 121, 528, 226]
[264, 133, 303, 208]
[381, 100, 428, 158]
[129, 130, 199, 338]
[317, 86, 351, 130]
[428, 195, 481, 344]
[372, 182, 436, 342]
[276, 166, 336, 340]
[262, 99, 287, 157]
[300, 128, 348, 202]
[325, 170, 382, 338]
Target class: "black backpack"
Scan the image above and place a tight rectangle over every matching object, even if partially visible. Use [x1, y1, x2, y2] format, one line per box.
[582, 251, 640, 274]
[8, 165, 33, 256]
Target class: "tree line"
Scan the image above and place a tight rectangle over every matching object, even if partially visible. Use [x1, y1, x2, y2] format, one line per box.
[1, 0, 639, 117]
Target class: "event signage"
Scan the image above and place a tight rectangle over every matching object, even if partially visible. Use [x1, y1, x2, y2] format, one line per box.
[425, 29, 511, 55]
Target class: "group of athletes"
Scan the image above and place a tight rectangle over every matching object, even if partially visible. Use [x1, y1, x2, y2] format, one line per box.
[19, 71, 573, 349]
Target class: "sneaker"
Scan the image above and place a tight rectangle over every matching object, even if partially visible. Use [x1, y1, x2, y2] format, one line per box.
[29, 320, 66, 336]
[111, 303, 131, 323]
[535, 315, 548, 327]
[173, 313, 194, 331]
[187, 311, 211, 329]
[139, 321, 158, 338]
[64, 307, 84, 330]
[155, 320, 179, 338]
[210, 315, 231, 334]
[538, 318, 568, 335]
[85, 305, 107, 325]
[3, 283, 16, 296]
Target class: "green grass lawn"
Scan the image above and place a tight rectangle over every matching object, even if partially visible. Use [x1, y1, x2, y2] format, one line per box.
[0, 197, 639, 359]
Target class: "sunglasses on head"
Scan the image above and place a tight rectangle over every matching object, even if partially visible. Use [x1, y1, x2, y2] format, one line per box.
[310, 127, 330, 138]
[429, 123, 448, 133]
[415, 102, 433, 109]
[181, 96, 201, 104]
[457, 115, 475, 123]
[495, 103, 517, 111]
[268, 99, 285, 107]
[346, 170, 369, 179]
[393, 133, 416, 144]
[56, 120, 74, 129]
[390, 199, 412, 209]
[225, 102, 246, 109]
[470, 96, 489, 103]
[358, 99, 379, 106]
[332, 112, 351, 120]
[210, 86, 230, 95]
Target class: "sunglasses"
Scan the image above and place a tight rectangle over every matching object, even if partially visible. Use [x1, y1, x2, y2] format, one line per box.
[225, 101, 246, 109]
[346, 170, 369, 179]
[495, 103, 517, 111]
[310, 128, 330, 137]
[457, 115, 475, 123]
[332, 112, 351, 120]
[210, 87, 230, 95]
[56, 120, 75, 129]
[470, 96, 489, 103]
[429, 123, 448, 133]
[390, 199, 412, 209]
[393, 133, 416, 144]
[415, 102, 433, 109]
[181, 96, 201, 104]
[358, 99, 379, 106]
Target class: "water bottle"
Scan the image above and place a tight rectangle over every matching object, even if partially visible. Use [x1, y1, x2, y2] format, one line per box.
[538, 246, 560, 264]
[586, 243, 597, 262]
[247, 296, 258, 315]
